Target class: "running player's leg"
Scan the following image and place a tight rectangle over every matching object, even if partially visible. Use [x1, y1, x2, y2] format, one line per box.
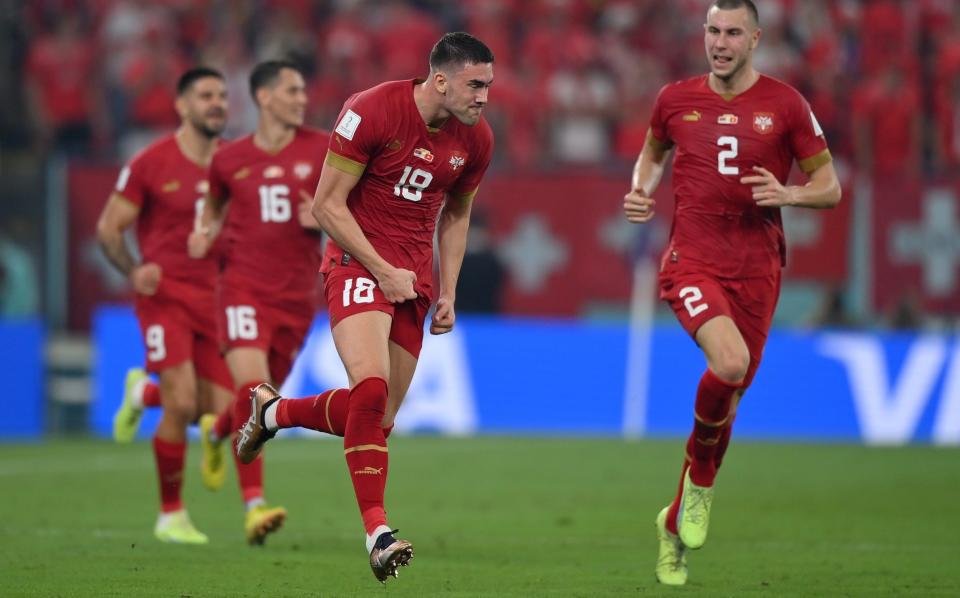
[152, 360, 208, 544]
[332, 310, 413, 581]
[223, 346, 286, 544]
[197, 375, 233, 492]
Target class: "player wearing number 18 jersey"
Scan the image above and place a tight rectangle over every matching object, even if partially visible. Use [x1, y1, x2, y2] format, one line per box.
[189, 60, 327, 545]
[623, 0, 841, 586]
[233, 33, 494, 583]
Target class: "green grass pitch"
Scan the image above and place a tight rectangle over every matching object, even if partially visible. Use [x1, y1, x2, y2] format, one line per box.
[1, 437, 958, 596]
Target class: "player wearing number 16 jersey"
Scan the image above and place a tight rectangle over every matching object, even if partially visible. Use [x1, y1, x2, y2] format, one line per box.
[233, 33, 494, 583]
[623, 0, 841, 586]
[189, 60, 327, 545]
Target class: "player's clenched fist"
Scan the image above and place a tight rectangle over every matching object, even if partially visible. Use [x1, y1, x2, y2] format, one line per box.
[130, 262, 162, 295]
[624, 189, 656, 223]
[430, 297, 456, 335]
[377, 266, 418, 303]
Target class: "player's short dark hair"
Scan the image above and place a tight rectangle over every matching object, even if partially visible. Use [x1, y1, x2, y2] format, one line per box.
[249, 59, 303, 101]
[176, 67, 224, 96]
[429, 32, 494, 73]
[711, 0, 759, 27]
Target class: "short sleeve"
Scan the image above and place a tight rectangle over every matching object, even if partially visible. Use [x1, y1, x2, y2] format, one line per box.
[647, 84, 674, 150]
[788, 91, 831, 174]
[115, 154, 148, 207]
[325, 91, 386, 177]
[208, 148, 229, 202]
[449, 121, 494, 201]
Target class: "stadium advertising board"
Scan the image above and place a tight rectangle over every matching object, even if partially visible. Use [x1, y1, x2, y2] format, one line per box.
[88, 308, 960, 445]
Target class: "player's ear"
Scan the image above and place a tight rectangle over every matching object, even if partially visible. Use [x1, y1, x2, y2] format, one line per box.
[433, 70, 448, 96]
[174, 95, 188, 119]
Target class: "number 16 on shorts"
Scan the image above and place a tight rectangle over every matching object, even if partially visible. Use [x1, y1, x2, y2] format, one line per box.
[226, 305, 258, 340]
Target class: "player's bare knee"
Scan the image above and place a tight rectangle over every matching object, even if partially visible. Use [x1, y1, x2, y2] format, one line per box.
[712, 350, 750, 384]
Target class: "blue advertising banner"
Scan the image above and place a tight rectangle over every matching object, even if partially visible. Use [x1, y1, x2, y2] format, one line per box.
[0, 319, 45, 438]
[90, 307, 960, 445]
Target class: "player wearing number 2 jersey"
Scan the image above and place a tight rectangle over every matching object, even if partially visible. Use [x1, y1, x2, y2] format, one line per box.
[189, 60, 327, 545]
[96, 67, 234, 544]
[233, 33, 494, 583]
[623, 0, 841, 586]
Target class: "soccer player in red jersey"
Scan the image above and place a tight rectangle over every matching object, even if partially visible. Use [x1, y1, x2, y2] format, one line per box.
[233, 33, 494, 582]
[96, 67, 235, 544]
[188, 60, 326, 545]
[623, 0, 841, 585]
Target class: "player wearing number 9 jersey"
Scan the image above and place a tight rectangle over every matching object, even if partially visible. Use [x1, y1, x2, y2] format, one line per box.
[190, 59, 327, 545]
[96, 67, 234, 545]
[623, 0, 841, 587]
[232, 33, 494, 583]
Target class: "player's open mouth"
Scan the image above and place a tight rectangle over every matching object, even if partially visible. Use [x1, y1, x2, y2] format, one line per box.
[713, 55, 733, 66]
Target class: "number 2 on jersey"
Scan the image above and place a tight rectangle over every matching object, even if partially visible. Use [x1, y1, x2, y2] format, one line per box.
[717, 136, 738, 175]
[393, 166, 433, 202]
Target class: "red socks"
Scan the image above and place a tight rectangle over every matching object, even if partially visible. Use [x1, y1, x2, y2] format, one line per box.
[689, 370, 740, 486]
[664, 370, 741, 535]
[232, 381, 264, 503]
[343, 377, 390, 534]
[277, 389, 349, 436]
[142, 382, 161, 408]
[153, 436, 186, 513]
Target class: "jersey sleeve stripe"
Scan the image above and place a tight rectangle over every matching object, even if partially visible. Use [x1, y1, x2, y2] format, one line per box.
[112, 192, 140, 209]
[646, 129, 673, 151]
[325, 150, 366, 177]
[798, 149, 832, 174]
[450, 188, 479, 203]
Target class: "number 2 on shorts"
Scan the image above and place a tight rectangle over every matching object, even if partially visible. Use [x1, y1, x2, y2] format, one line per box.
[679, 286, 709, 318]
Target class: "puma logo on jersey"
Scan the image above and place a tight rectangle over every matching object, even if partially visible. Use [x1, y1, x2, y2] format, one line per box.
[387, 139, 403, 151]
[717, 114, 738, 125]
[234, 167, 251, 180]
[753, 112, 774, 134]
[161, 180, 180, 192]
[682, 110, 701, 122]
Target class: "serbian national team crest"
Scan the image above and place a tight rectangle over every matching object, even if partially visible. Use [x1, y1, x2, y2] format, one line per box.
[264, 165, 284, 178]
[753, 112, 775, 134]
[413, 147, 434, 163]
[449, 154, 466, 170]
[293, 161, 313, 180]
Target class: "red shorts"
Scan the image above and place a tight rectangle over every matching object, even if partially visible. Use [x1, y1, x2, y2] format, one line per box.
[134, 277, 233, 390]
[659, 262, 781, 387]
[322, 260, 432, 359]
[218, 281, 316, 385]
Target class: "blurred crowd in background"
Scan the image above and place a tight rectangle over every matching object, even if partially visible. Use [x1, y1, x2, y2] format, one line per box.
[1, 0, 958, 328]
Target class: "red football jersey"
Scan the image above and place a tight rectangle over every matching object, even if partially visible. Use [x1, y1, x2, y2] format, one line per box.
[649, 74, 831, 278]
[323, 79, 494, 282]
[209, 127, 327, 292]
[115, 134, 217, 284]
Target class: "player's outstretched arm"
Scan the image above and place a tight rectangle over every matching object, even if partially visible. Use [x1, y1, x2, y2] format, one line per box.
[96, 193, 160, 295]
[431, 193, 474, 335]
[740, 161, 841, 209]
[311, 161, 417, 303]
[624, 133, 672, 224]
